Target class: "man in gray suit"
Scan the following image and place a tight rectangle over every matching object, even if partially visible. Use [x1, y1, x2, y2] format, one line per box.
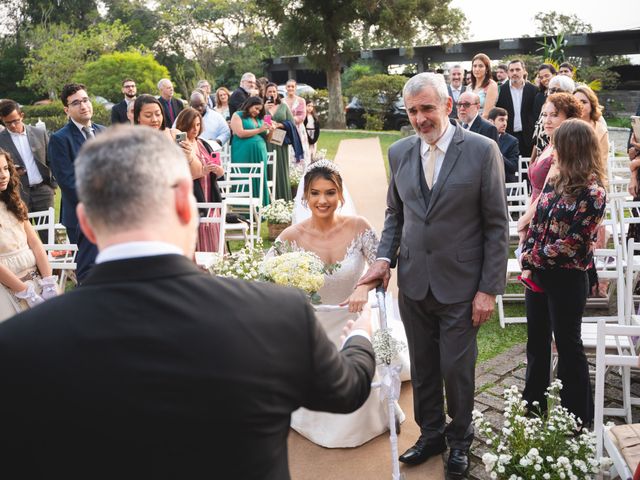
[0, 99, 55, 230]
[360, 72, 509, 478]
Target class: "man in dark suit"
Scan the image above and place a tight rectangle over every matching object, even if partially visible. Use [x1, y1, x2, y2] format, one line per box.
[488, 107, 519, 183]
[0, 99, 56, 223]
[229, 72, 257, 118]
[457, 91, 499, 143]
[110, 78, 137, 124]
[495, 59, 537, 157]
[0, 126, 375, 479]
[447, 64, 463, 120]
[360, 73, 509, 477]
[48, 83, 105, 282]
[157, 78, 184, 127]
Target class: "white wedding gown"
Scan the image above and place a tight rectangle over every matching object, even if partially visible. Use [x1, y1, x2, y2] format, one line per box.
[281, 230, 410, 448]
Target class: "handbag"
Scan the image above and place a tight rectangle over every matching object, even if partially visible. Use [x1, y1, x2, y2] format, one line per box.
[269, 128, 286, 146]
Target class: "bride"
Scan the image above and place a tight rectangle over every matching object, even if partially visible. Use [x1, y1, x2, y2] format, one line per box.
[274, 160, 405, 448]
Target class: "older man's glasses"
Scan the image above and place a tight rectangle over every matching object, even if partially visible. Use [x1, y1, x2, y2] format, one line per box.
[457, 102, 478, 109]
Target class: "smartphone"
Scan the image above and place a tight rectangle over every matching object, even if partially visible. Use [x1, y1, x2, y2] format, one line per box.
[175, 132, 187, 144]
[518, 275, 544, 293]
[264, 115, 272, 126]
[211, 152, 221, 165]
[266, 96, 274, 103]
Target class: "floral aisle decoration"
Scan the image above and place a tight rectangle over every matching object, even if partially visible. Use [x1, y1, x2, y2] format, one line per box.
[473, 380, 611, 480]
[372, 328, 406, 367]
[262, 199, 294, 240]
[211, 239, 265, 281]
[289, 165, 303, 198]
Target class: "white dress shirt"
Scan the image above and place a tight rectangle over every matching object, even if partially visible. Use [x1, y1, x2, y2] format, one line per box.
[8, 128, 43, 186]
[450, 86, 462, 103]
[420, 121, 456, 186]
[200, 107, 231, 145]
[95, 241, 184, 264]
[509, 81, 524, 133]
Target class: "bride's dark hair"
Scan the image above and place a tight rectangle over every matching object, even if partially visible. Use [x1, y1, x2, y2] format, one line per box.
[302, 163, 345, 207]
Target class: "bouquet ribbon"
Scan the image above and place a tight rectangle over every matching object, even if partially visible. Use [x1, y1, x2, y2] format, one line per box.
[378, 363, 402, 402]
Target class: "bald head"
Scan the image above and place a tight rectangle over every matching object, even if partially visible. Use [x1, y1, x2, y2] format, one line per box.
[457, 92, 480, 124]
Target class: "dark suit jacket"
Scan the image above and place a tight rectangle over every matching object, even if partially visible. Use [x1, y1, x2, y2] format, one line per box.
[48, 121, 105, 281]
[229, 86, 250, 118]
[159, 97, 184, 126]
[0, 254, 375, 479]
[447, 84, 460, 119]
[469, 115, 499, 143]
[377, 122, 509, 302]
[499, 132, 520, 183]
[110, 99, 130, 124]
[0, 126, 55, 203]
[495, 81, 537, 152]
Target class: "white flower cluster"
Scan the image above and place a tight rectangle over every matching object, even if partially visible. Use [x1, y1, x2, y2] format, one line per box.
[473, 380, 610, 480]
[212, 240, 265, 281]
[289, 165, 303, 187]
[262, 251, 325, 299]
[262, 199, 294, 224]
[372, 328, 407, 366]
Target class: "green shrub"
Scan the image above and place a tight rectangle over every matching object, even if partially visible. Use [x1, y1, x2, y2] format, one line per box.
[23, 100, 111, 132]
[364, 113, 384, 131]
[347, 74, 407, 131]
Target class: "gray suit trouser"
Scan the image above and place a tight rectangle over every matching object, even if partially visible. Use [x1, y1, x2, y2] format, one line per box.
[399, 289, 477, 450]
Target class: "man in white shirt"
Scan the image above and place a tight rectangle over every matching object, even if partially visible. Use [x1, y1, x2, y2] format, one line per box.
[0, 99, 55, 223]
[447, 65, 463, 119]
[188, 91, 230, 148]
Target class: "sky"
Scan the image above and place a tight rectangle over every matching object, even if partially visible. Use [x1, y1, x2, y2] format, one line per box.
[449, 0, 639, 41]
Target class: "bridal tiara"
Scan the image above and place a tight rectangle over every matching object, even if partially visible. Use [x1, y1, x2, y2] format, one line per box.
[304, 159, 340, 175]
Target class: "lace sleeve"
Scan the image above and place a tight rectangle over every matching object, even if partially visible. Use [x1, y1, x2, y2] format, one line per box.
[359, 229, 380, 265]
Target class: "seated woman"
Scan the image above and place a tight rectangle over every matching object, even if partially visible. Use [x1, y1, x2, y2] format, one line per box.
[519, 119, 606, 426]
[175, 107, 225, 253]
[0, 149, 57, 322]
[230, 96, 274, 207]
[273, 160, 405, 448]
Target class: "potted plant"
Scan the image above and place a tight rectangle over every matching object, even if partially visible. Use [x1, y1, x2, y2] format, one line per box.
[262, 199, 294, 241]
[473, 380, 611, 480]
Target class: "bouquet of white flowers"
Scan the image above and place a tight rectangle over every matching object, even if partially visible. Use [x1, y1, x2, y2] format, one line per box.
[473, 380, 611, 480]
[212, 240, 265, 281]
[262, 250, 330, 303]
[262, 199, 294, 225]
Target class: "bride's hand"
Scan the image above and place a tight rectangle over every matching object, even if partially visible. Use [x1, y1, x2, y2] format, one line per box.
[340, 285, 369, 313]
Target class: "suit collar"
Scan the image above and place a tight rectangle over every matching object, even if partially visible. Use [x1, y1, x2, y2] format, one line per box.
[81, 254, 202, 286]
[426, 123, 464, 217]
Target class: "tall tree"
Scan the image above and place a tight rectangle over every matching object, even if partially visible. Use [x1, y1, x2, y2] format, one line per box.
[534, 11, 592, 36]
[258, 0, 467, 128]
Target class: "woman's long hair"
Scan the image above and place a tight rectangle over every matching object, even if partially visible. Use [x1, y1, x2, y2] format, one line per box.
[552, 119, 606, 197]
[470, 53, 492, 90]
[264, 83, 281, 105]
[0, 149, 28, 221]
[175, 107, 203, 137]
[574, 85, 603, 123]
[133, 94, 166, 130]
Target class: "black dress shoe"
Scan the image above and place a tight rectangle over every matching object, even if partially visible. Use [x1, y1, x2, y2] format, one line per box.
[398, 436, 446, 465]
[447, 448, 470, 478]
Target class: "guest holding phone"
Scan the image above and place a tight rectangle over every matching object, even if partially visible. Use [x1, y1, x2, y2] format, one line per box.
[230, 96, 274, 207]
[263, 83, 294, 201]
[519, 119, 606, 427]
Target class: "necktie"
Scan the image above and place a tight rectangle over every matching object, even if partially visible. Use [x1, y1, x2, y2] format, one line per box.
[82, 126, 95, 139]
[462, 123, 469, 129]
[424, 144, 437, 189]
[167, 100, 175, 124]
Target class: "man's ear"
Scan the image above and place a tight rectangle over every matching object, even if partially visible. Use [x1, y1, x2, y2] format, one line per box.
[446, 96, 453, 116]
[77, 203, 97, 244]
[173, 178, 195, 226]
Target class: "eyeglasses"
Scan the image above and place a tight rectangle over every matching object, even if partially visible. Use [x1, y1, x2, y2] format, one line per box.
[457, 102, 478, 109]
[68, 98, 91, 108]
[2, 118, 22, 127]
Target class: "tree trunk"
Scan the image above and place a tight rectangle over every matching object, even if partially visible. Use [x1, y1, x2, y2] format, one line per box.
[325, 48, 345, 129]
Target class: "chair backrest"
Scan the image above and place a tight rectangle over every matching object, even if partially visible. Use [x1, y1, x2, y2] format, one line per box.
[195, 201, 226, 253]
[618, 200, 640, 262]
[43, 243, 78, 289]
[518, 156, 530, 181]
[506, 180, 529, 208]
[28, 207, 55, 244]
[586, 246, 625, 323]
[217, 178, 254, 199]
[228, 162, 264, 206]
[266, 151, 277, 202]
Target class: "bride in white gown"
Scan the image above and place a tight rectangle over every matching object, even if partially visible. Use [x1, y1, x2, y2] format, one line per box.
[273, 160, 406, 448]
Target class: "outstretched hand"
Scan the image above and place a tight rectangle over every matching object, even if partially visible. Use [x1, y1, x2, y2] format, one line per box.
[339, 305, 372, 345]
[358, 259, 391, 290]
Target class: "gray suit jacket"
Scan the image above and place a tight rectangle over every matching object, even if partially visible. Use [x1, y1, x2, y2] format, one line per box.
[377, 123, 509, 303]
[0, 126, 55, 199]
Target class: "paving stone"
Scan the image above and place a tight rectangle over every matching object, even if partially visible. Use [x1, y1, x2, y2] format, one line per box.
[499, 377, 525, 391]
[475, 392, 505, 411]
[512, 367, 527, 381]
[475, 373, 500, 392]
[469, 464, 491, 480]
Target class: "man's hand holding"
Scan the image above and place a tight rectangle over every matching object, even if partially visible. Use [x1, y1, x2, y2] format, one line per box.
[339, 305, 372, 345]
[357, 259, 391, 290]
[472, 291, 495, 327]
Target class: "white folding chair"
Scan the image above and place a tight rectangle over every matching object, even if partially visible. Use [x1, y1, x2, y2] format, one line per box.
[518, 156, 530, 182]
[28, 207, 56, 244]
[226, 162, 265, 242]
[218, 178, 255, 246]
[594, 320, 640, 479]
[43, 243, 78, 289]
[194, 202, 226, 268]
[619, 200, 640, 264]
[266, 151, 277, 203]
